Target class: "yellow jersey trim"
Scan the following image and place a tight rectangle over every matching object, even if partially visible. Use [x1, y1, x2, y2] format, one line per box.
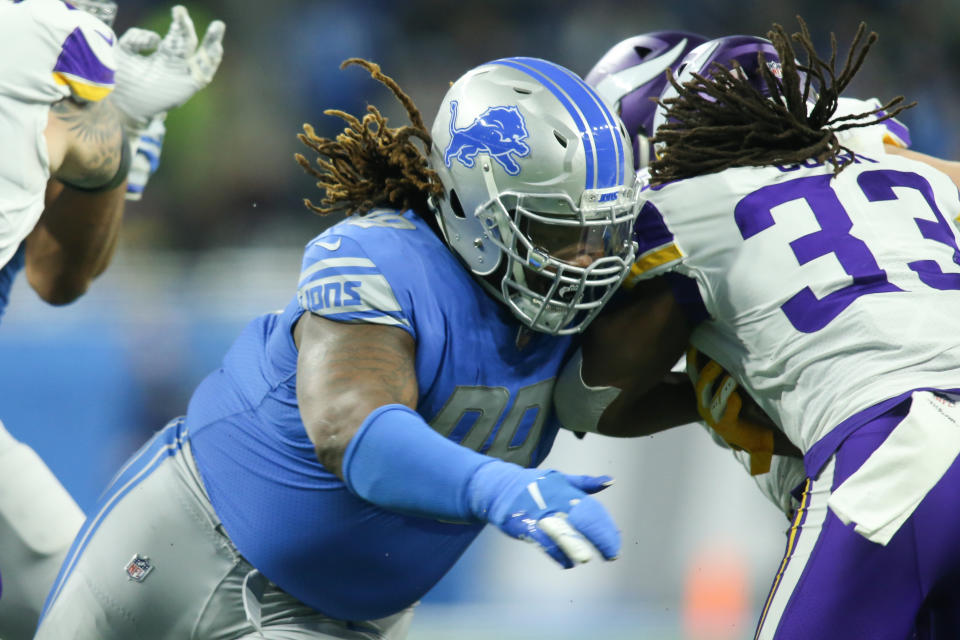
[622, 243, 682, 289]
[52, 72, 114, 102]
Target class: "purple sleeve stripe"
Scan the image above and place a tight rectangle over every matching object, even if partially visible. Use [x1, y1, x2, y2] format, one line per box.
[876, 110, 911, 148]
[53, 27, 115, 86]
[884, 119, 911, 148]
[634, 200, 675, 254]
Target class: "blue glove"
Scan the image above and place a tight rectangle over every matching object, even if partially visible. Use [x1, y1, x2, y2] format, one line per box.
[468, 461, 620, 568]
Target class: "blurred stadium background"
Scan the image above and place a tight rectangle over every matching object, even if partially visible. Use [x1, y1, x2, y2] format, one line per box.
[2, 1, 956, 638]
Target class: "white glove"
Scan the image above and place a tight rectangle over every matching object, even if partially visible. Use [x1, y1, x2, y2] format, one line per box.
[112, 5, 225, 128]
[125, 114, 166, 201]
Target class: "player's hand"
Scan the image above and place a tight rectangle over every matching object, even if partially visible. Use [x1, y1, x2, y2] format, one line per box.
[468, 461, 620, 568]
[112, 6, 225, 128]
[686, 346, 774, 475]
[125, 114, 166, 201]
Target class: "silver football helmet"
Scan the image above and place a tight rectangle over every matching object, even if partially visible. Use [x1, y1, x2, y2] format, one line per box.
[429, 57, 640, 335]
[69, 0, 118, 27]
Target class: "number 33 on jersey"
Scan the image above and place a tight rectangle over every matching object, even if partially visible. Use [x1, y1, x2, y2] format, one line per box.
[628, 153, 960, 454]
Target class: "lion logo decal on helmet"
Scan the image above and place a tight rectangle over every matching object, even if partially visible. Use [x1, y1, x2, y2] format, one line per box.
[443, 101, 531, 175]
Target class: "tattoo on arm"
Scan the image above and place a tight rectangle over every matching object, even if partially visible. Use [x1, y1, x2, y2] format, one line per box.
[50, 98, 124, 187]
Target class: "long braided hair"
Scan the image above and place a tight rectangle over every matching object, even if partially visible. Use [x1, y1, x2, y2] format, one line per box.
[649, 18, 915, 184]
[295, 58, 444, 225]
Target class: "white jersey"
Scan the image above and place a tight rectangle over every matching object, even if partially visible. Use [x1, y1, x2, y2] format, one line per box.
[834, 96, 911, 155]
[630, 152, 960, 456]
[0, 0, 116, 269]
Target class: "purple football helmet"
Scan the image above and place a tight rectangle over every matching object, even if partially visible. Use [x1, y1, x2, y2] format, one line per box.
[585, 31, 707, 169]
[652, 35, 796, 144]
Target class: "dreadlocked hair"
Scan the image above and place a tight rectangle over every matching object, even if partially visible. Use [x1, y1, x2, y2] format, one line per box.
[295, 58, 444, 219]
[649, 17, 915, 184]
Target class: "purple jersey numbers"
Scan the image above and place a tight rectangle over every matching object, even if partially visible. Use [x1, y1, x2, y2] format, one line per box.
[734, 170, 960, 333]
[735, 174, 901, 333]
[858, 170, 960, 291]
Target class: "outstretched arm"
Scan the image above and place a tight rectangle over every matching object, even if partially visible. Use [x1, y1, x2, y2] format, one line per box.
[563, 278, 697, 437]
[26, 97, 129, 305]
[294, 312, 621, 568]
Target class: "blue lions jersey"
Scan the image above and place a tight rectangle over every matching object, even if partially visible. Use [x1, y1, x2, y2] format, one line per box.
[187, 210, 573, 621]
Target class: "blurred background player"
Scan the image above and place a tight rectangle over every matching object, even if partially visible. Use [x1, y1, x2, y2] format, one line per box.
[576, 18, 960, 638]
[36, 56, 635, 638]
[0, 1, 224, 637]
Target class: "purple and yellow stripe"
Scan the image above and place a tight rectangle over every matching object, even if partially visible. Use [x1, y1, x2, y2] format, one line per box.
[623, 199, 682, 287]
[754, 478, 812, 639]
[52, 27, 114, 102]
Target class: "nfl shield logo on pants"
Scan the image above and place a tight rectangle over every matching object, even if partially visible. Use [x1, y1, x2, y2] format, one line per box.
[124, 554, 154, 582]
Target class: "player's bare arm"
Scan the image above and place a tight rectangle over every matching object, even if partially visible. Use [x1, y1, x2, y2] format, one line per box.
[579, 278, 697, 436]
[25, 97, 129, 304]
[570, 279, 801, 457]
[45, 97, 125, 187]
[294, 312, 418, 478]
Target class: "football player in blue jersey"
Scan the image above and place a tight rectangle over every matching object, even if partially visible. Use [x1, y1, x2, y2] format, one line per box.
[35, 56, 638, 638]
[563, 19, 960, 640]
[0, 2, 224, 637]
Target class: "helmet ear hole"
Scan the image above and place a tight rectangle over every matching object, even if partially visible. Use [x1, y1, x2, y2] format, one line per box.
[449, 190, 467, 219]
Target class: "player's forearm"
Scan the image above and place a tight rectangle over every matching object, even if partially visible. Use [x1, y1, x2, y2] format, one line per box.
[596, 372, 700, 437]
[24, 179, 126, 305]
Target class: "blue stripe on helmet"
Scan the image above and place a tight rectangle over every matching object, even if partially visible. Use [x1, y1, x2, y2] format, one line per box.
[492, 59, 594, 189]
[532, 58, 625, 187]
[492, 57, 624, 191]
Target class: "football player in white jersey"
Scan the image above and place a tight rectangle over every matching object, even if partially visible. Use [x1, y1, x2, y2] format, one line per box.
[0, 2, 224, 637]
[564, 19, 960, 639]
